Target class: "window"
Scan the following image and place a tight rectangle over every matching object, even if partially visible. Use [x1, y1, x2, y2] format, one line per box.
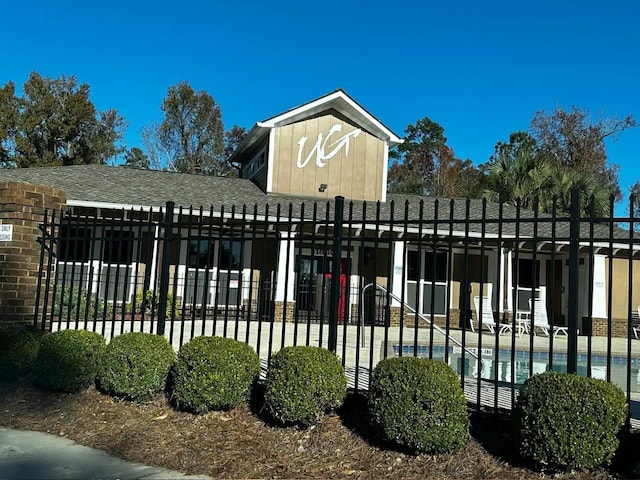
[406, 249, 449, 316]
[407, 250, 419, 281]
[406, 250, 448, 281]
[242, 149, 266, 180]
[187, 239, 214, 269]
[295, 255, 332, 276]
[424, 252, 448, 282]
[103, 230, 133, 264]
[219, 240, 243, 270]
[58, 225, 91, 263]
[518, 259, 540, 288]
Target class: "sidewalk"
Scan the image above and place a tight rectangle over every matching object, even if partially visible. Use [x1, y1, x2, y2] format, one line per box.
[0, 427, 210, 480]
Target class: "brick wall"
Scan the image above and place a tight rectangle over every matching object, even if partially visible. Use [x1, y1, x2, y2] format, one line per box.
[388, 306, 461, 330]
[0, 182, 66, 325]
[591, 317, 629, 337]
[273, 301, 296, 322]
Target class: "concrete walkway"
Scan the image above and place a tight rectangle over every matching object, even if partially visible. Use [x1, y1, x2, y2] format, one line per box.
[0, 427, 210, 480]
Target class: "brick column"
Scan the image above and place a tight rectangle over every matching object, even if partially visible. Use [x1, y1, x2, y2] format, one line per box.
[0, 181, 66, 326]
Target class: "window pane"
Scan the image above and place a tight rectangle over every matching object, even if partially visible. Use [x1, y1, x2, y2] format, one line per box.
[219, 240, 242, 270]
[424, 252, 447, 282]
[422, 284, 447, 315]
[407, 250, 419, 281]
[59, 225, 91, 262]
[188, 239, 214, 269]
[103, 230, 133, 264]
[518, 259, 540, 288]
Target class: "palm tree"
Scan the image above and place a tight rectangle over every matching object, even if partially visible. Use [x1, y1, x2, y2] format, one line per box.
[484, 132, 555, 211]
[484, 131, 612, 217]
[554, 169, 612, 217]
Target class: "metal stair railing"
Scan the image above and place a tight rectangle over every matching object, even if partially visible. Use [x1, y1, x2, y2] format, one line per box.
[361, 282, 483, 372]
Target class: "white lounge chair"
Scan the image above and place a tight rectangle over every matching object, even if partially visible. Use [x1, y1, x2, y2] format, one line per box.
[632, 306, 640, 339]
[529, 298, 568, 338]
[472, 296, 513, 335]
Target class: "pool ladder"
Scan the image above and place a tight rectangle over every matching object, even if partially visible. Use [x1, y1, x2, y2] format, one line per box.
[361, 283, 485, 375]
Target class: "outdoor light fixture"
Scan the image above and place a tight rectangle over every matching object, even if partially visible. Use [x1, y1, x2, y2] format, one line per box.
[319, 183, 327, 192]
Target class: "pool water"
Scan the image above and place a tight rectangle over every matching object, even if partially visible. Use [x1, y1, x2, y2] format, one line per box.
[392, 344, 640, 393]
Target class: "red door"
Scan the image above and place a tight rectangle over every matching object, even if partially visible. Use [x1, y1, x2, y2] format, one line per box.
[325, 258, 349, 323]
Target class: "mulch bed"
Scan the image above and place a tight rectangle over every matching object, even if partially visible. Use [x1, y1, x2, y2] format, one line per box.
[0, 380, 626, 479]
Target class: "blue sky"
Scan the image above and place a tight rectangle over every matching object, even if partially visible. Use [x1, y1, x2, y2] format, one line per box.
[2, 0, 639, 198]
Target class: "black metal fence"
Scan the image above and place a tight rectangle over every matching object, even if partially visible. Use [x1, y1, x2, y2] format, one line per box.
[34, 192, 640, 422]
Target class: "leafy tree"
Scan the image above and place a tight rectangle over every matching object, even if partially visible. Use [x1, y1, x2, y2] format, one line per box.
[388, 117, 483, 197]
[122, 147, 150, 169]
[483, 107, 636, 216]
[142, 82, 227, 175]
[0, 82, 19, 166]
[388, 118, 446, 195]
[223, 125, 247, 160]
[531, 106, 635, 202]
[629, 181, 640, 227]
[0, 72, 126, 168]
[222, 125, 248, 177]
[431, 148, 484, 198]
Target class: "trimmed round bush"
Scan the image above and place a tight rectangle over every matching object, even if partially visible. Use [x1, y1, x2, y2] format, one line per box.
[171, 336, 260, 414]
[368, 357, 469, 454]
[515, 371, 627, 471]
[265, 346, 347, 426]
[0, 326, 44, 380]
[97, 332, 175, 402]
[32, 329, 106, 393]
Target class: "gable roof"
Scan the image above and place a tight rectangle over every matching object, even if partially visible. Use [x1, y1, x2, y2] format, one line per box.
[230, 89, 403, 163]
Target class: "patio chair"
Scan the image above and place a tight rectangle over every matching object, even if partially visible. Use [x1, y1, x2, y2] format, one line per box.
[528, 298, 568, 338]
[632, 306, 640, 340]
[472, 296, 513, 335]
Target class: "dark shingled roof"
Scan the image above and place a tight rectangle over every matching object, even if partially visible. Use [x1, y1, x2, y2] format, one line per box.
[0, 165, 626, 241]
[0, 164, 268, 207]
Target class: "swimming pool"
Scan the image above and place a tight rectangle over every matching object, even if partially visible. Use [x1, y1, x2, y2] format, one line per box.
[392, 344, 640, 393]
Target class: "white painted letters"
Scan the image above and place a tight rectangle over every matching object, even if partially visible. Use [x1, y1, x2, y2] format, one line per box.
[296, 124, 361, 169]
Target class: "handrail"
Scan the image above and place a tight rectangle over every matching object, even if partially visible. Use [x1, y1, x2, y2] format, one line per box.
[361, 282, 484, 372]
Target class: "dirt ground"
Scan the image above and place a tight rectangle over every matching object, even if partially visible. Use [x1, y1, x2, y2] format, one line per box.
[0, 380, 630, 479]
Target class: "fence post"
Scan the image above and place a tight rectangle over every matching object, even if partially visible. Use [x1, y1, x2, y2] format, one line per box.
[328, 196, 345, 353]
[34, 210, 51, 329]
[567, 188, 580, 374]
[156, 201, 175, 336]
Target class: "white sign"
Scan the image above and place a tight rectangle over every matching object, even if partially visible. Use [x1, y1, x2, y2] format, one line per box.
[296, 124, 362, 169]
[0, 224, 13, 242]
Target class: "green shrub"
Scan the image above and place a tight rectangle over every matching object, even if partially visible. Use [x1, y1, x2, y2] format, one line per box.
[171, 336, 260, 414]
[265, 346, 347, 426]
[32, 329, 106, 392]
[0, 326, 11, 375]
[0, 326, 44, 380]
[54, 285, 111, 320]
[132, 290, 180, 318]
[515, 371, 627, 471]
[97, 332, 175, 402]
[368, 357, 469, 454]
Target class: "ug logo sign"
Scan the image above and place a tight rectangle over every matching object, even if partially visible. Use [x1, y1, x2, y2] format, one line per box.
[296, 124, 362, 169]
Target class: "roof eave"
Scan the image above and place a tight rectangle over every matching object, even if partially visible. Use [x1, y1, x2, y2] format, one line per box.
[261, 89, 403, 145]
[231, 90, 404, 162]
